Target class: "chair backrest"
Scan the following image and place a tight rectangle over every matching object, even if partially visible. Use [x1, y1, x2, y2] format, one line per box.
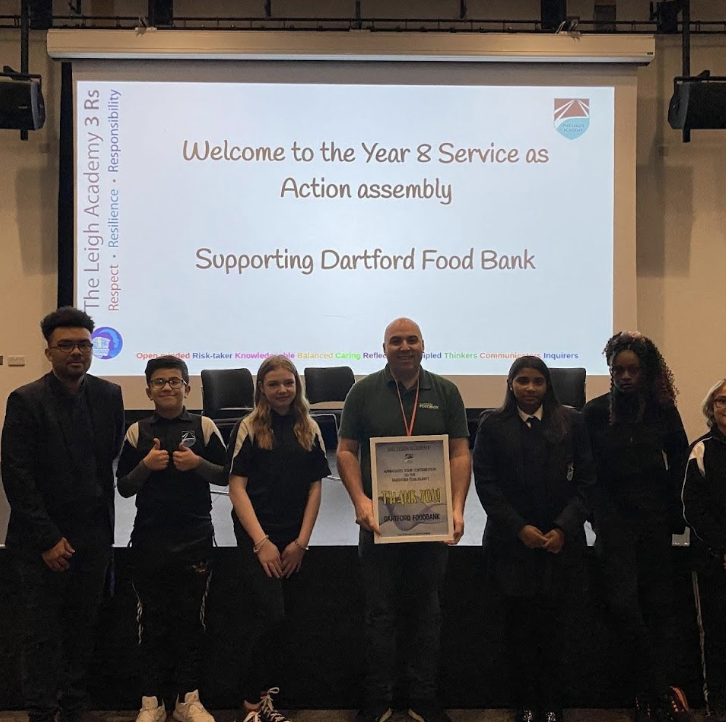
[200, 368, 254, 419]
[548, 367, 587, 411]
[304, 366, 356, 406]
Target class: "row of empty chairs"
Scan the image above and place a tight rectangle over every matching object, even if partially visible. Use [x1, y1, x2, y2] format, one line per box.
[200, 366, 587, 448]
[200, 366, 356, 448]
[201, 366, 586, 485]
[200, 366, 356, 420]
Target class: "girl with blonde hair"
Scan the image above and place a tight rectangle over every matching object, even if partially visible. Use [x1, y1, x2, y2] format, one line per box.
[228, 356, 330, 722]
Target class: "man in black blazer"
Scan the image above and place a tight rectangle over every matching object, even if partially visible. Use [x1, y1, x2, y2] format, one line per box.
[1, 307, 124, 722]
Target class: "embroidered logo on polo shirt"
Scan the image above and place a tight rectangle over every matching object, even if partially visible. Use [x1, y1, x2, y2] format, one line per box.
[181, 430, 196, 448]
[419, 402, 439, 410]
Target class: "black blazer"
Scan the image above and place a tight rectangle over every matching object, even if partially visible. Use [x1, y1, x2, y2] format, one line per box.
[1, 372, 124, 555]
[582, 392, 689, 534]
[473, 406, 595, 596]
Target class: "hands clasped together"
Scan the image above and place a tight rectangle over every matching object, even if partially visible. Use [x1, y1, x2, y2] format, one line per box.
[254, 536, 306, 579]
[518, 524, 565, 554]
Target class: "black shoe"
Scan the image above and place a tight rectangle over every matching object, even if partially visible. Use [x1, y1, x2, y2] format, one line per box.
[635, 696, 655, 722]
[407, 702, 453, 722]
[542, 711, 563, 722]
[636, 696, 654, 722]
[654, 687, 693, 722]
[356, 707, 392, 722]
[515, 710, 539, 722]
[60, 712, 105, 722]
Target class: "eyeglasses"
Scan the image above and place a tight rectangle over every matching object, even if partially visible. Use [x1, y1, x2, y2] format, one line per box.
[50, 341, 94, 353]
[713, 397, 726, 409]
[149, 377, 186, 389]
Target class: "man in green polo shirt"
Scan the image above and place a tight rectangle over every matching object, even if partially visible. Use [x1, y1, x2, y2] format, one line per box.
[337, 317, 471, 722]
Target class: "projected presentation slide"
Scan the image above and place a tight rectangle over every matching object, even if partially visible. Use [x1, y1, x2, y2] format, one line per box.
[75, 81, 614, 376]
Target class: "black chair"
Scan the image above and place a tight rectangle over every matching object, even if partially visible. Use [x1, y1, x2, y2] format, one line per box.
[548, 367, 587, 410]
[200, 367, 255, 428]
[304, 366, 356, 452]
[467, 407, 490, 448]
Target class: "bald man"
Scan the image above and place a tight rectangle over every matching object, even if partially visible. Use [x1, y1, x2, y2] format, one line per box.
[337, 318, 471, 722]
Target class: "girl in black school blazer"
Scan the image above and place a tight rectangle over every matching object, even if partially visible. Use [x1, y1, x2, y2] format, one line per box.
[473, 356, 595, 722]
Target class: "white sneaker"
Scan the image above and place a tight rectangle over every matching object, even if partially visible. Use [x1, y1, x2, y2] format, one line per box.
[258, 688, 291, 722]
[135, 696, 166, 722]
[173, 691, 215, 722]
[136, 697, 166, 722]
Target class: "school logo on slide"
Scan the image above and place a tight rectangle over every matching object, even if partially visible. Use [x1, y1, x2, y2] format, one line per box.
[92, 327, 123, 360]
[554, 98, 590, 139]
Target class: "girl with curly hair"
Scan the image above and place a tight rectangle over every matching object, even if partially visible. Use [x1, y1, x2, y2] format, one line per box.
[582, 332, 691, 722]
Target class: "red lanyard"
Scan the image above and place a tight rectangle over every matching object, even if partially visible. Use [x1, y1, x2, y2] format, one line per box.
[394, 375, 420, 437]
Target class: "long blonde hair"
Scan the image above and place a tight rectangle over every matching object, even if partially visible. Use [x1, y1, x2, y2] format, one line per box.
[246, 355, 316, 451]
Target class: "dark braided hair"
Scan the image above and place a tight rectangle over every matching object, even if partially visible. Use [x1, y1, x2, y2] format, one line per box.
[603, 331, 678, 423]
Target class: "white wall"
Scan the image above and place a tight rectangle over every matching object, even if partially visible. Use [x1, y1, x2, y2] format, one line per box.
[2, 0, 726, 440]
[636, 32, 726, 440]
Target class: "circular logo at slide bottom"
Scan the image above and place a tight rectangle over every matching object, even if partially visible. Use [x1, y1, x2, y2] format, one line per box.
[92, 327, 123, 360]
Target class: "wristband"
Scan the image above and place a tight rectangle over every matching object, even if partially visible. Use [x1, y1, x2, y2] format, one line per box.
[253, 535, 269, 554]
[293, 539, 309, 552]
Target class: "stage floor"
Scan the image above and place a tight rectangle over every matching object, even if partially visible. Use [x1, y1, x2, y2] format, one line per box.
[0, 710, 682, 722]
[0, 710, 672, 722]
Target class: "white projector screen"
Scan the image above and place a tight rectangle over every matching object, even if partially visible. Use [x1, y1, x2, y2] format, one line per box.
[72, 59, 638, 409]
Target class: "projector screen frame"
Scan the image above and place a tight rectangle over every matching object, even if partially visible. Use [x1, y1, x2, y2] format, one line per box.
[55, 31, 648, 410]
[47, 28, 655, 65]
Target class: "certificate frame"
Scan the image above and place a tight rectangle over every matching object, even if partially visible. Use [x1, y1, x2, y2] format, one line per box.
[370, 434, 453, 544]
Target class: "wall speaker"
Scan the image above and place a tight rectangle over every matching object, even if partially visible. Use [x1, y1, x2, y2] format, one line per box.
[148, 0, 173, 26]
[0, 80, 46, 131]
[541, 0, 567, 30]
[28, 0, 53, 30]
[669, 80, 726, 130]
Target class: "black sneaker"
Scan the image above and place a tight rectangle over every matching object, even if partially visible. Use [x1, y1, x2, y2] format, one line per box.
[636, 696, 654, 722]
[258, 688, 291, 722]
[515, 710, 539, 722]
[407, 702, 454, 722]
[356, 707, 392, 722]
[542, 711, 563, 722]
[655, 687, 693, 722]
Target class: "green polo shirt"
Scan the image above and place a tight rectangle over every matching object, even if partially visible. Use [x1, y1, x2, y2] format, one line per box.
[339, 365, 468, 497]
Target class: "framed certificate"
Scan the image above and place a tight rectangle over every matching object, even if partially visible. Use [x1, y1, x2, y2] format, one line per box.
[370, 434, 453, 544]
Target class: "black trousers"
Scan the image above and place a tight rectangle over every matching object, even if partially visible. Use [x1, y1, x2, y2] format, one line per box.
[14, 540, 111, 722]
[506, 593, 564, 710]
[132, 551, 212, 701]
[596, 516, 674, 700]
[235, 531, 296, 704]
[696, 567, 726, 716]
[358, 530, 449, 709]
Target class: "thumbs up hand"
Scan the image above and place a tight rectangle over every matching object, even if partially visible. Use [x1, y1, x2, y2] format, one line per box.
[172, 441, 200, 472]
[143, 438, 170, 471]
